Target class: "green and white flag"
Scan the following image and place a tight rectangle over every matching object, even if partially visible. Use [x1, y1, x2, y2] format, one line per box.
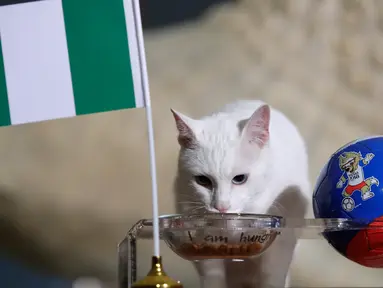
[0, 0, 145, 127]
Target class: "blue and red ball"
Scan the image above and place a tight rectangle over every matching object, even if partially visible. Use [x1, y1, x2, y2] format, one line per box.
[313, 136, 383, 268]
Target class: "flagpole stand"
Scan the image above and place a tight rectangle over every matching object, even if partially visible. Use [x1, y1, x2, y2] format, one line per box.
[117, 221, 183, 288]
[131, 256, 183, 288]
[118, 219, 184, 288]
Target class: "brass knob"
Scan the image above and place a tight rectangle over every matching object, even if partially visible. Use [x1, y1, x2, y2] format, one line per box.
[131, 256, 183, 288]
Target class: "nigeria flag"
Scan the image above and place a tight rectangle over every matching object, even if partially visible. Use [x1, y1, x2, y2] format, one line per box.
[0, 0, 145, 127]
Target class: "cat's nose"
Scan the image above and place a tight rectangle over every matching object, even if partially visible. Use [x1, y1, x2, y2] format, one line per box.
[215, 204, 230, 213]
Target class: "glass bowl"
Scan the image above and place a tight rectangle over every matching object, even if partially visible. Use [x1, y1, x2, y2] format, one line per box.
[158, 213, 283, 261]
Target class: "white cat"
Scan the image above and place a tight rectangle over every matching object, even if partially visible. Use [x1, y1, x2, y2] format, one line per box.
[172, 100, 311, 288]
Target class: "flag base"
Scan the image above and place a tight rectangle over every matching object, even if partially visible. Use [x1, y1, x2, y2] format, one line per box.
[131, 256, 183, 288]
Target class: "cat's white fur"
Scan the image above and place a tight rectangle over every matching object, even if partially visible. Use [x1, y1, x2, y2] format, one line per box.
[172, 100, 311, 288]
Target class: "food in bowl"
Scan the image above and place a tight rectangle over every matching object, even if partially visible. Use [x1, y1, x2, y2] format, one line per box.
[175, 232, 277, 260]
[159, 213, 282, 261]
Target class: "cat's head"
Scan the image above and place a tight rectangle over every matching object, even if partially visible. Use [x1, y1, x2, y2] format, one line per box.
[171, 104, 270, 214]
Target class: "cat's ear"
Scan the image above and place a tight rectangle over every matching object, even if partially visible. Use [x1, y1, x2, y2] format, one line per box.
[241, 104, 270, 149]
[171, 109, 197, 149]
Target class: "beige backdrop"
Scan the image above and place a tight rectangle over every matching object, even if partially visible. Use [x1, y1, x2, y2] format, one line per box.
[2, 0, 383, 287]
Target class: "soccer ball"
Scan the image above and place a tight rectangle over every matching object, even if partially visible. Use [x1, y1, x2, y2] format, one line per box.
[341, 197, 355, 212]
[313, 135, 383, 268]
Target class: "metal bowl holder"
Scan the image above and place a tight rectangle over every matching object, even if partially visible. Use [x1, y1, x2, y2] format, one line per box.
[117, 216, 377, 288]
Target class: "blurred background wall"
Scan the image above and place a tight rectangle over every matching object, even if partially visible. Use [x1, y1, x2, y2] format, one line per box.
[2, 0, 383, 286]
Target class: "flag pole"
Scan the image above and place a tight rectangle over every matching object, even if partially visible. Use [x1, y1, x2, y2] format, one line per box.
[130, 1, 183, 287]
[132, 0, 160, 258]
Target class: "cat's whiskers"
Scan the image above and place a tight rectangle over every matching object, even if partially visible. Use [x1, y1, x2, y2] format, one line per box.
[178, 201, 205, 205]
[177, 193, 205, 206]
[177, 196, 206, 214]
[178, 192, 200, 199]
[184, 205, 206, 214]
[269, 201, 286, 216]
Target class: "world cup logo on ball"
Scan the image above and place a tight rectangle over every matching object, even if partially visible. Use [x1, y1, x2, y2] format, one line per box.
[313, 136, 383, 268]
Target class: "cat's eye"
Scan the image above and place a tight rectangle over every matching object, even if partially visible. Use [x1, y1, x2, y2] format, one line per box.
[194, 175, 213, 188]
[232, 174, 248, 185]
